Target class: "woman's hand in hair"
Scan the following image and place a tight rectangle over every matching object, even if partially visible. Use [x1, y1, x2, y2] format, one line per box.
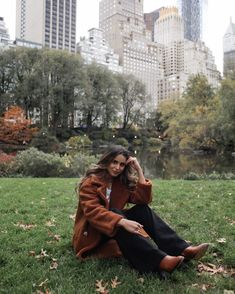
[118, 218, 143, 235]
[126, 157, 146, 184]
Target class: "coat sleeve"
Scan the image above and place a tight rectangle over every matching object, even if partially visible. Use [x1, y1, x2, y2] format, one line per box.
[128, 179, 152, 204]
[79, 178, 123, 237]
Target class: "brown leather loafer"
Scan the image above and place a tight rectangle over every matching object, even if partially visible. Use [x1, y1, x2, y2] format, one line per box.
[182, 243, 209, 260]
[159, 255, 185, 273]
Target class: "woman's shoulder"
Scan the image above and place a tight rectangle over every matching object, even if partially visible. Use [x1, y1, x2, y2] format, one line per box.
[80, 174, 105, 188]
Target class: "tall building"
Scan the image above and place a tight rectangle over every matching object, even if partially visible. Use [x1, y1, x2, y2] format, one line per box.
[0, 17, 10, 45]
[144, 8, 161, 41]
[77, 28, 122, 73]
[154, 7, 184, 45]
[99, 0, 164, 107]
[16, 0, 76, 53]
[154, 7, 219, 102]
[223, 18, 235, 77]
[177, 0, 208, 42]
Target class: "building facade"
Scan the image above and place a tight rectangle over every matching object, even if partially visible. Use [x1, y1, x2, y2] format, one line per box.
[99, 0, 164, 108]
[144, 9, 161, 41]
[16, 0, 76, 53]
[154, 7, 219, 102]
[77, 28, 122, 73]
[223, 18, 235, 77]
[177, 0, 208, 42]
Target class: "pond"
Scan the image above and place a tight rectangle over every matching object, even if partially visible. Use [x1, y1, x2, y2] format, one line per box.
[91, 147, 235, 179]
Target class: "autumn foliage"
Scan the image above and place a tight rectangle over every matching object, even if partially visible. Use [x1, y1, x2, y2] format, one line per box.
[0, 106, 38, 145]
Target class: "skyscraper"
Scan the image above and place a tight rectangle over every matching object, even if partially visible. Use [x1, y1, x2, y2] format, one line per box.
[99, 0, 164, 107]
[177, 0, 208, 42]
[0, 17, 10, 45]
[223, 18, 235, 77]
[16, 0, 76, 52]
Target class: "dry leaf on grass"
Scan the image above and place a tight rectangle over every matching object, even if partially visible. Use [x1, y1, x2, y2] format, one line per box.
[38, 279, 49, 287]
[216, 238, 227, 243]
[224, 217, 235, 226]
[110, 276, 121, 289]
[14, 222, 37, 230]
[29, 250, 36, 256]
[223, 290, 234, 294]
[69, 214, 76, 221]
[95, 280, 109, 294]
[197, 262, 235, 277]
[35, 249, 49, 259]
[47, 232, 61, 243]
[50, 260, 58, 270]
[191, 283, 215, 292]
[136, 278, 144, 283]
[45, 219, 56, 227]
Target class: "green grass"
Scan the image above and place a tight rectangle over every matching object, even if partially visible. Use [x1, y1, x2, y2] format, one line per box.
[0, 178, 234, 294]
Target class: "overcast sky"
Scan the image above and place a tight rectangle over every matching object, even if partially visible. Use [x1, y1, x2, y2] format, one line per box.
[0, 0, 235, 73]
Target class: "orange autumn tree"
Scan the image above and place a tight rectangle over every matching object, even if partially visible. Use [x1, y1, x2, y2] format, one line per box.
[0, 106, 38, 145]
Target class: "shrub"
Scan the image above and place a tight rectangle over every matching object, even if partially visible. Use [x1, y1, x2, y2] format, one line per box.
[66, 152, 97, 177]
[183, 172, 201, 180]
[66, 135, 92, 150]
[13, 147, 67, 177]
[114, 137, 129, 147]
[146, 137, 162, 147]
[30, 129, 64, 153]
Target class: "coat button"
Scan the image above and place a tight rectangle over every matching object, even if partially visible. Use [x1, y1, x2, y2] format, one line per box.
[83, 231, 88, 236]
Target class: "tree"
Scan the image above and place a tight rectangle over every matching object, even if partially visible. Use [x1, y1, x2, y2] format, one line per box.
[216, 76, 235, 151]
[77, 63, 120, 128]
[0, 106, 38, 145]
[159, 75, 220, 151]
[116, 74, 147, 129]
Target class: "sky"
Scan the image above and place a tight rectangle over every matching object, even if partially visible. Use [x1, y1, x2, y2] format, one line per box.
[0, 0, 235, 74]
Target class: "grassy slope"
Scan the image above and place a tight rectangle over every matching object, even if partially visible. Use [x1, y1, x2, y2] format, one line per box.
[0, 178, 234, 294]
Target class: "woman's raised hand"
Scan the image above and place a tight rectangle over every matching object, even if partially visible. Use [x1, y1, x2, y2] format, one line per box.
[118, 218, 143, 235]
[126, 156, 141, 172]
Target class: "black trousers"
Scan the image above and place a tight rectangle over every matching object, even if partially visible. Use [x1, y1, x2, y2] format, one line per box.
[111, 204, 189, 273]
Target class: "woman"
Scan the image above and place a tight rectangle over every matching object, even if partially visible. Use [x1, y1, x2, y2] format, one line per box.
[72, 145, 209, 274]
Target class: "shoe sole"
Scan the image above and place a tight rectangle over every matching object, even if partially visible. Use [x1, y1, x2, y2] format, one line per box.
[193, 243, 209, 260]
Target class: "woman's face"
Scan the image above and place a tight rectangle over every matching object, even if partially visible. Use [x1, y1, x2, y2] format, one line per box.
[107, 154, 127, 178]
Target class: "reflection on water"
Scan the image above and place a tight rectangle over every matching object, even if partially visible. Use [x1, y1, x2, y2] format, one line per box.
[135, 149, 235, 179]
[89, 147, 235, 179]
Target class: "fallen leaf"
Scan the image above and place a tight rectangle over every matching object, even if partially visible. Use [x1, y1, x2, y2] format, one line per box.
[191, 283, 215, 292]
[29, 250, 36, 256]
[38, 279, 49, 287]
[137, 277, 144, 283]
[95, 280, 109, 294]
[50, 261, 58, 270]
[14, 222, 37, 230]
[223, 290, 234, 294]
[35, 249, 49, 259]
[224, 217, 235, 225]
[45, 220, 56, 227]
[110, 276, 121, 289]
[69, 214, 76, 221]
[216, 238, 226, 243]
[197, 262, 235, 277]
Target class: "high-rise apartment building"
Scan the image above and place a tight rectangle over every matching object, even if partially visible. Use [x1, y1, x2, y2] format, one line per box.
[223, 18, 235, 77]
[77, 28, 122, 73]
[144, 9, 161, 41]
[154, 7, 184, 45]
[0, 17, 10, 45]
[99, 0, 164, 107]
[16, 0, 76, 52]
[177, 0, 208, 42]
[154, 7, 219, 102]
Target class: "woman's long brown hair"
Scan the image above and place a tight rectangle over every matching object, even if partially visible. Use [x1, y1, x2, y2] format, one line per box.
[78, 145, 137, 190]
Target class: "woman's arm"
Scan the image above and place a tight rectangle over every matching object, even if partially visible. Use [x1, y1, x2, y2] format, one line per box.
[79, 179, 123, 236]
[126, 157, 152, 204]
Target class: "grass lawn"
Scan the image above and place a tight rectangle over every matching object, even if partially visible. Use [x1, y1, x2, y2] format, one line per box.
[0, 178, 234, 294]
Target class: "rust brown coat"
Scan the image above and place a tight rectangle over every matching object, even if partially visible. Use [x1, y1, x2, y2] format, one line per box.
[72, 174, 152, 259]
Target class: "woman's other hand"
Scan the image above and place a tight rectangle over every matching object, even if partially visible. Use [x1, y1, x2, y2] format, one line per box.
[126, 156, 146, 184]
[118, 218, 143, 235]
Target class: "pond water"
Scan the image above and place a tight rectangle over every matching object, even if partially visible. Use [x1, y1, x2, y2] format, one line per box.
[91, 147, 235, 179]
